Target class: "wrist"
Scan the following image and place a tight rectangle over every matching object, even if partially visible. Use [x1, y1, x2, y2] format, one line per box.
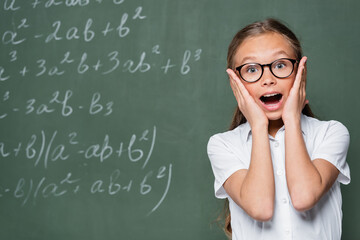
[283, 117, 301, 131]
[251, 122, 269, 134]
[283, 114, 301, 126]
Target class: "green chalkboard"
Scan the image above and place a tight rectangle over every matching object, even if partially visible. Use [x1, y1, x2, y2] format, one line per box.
[0, 0, 359, 239]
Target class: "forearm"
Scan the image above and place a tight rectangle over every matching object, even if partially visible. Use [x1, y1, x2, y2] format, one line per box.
[240, 125, 275, 220]
[284, 119, 323, 211]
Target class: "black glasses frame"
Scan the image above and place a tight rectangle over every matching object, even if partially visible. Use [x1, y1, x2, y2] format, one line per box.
[235, 58, 298, 83]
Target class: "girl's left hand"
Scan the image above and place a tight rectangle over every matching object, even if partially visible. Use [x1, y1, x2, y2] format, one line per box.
[282, 56, 309, 125]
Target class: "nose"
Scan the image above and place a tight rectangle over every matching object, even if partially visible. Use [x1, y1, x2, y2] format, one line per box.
[260, 66, 277, 86]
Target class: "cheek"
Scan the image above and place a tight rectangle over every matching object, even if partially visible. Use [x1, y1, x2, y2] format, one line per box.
[243, 84, 258, 99]
[284, 76, 296, 92]
[283, 81, 294, 97]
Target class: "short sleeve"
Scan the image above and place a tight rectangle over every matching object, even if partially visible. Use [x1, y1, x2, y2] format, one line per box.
[311, 121, 350, 184]
[207, 134, 248, 199]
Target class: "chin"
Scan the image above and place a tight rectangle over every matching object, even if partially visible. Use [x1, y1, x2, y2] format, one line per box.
[265, 112, 283, 122]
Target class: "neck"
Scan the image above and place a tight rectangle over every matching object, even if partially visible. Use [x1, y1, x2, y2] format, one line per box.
[268, 119, 284, 137]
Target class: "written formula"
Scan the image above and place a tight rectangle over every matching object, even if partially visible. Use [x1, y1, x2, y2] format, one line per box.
[1, 48, 202, 81]
[2, 0, 128, 11]
[0, 163, 173, 215]
[0, 126, 157, 169]
[1, 6, 146, 45]
[0, 90, 113, 119]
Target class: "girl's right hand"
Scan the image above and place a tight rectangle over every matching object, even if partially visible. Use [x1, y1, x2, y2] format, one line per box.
[226, 69, 269, 128]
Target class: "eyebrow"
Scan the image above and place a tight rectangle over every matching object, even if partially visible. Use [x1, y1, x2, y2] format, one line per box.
[240, 50, 291, 64]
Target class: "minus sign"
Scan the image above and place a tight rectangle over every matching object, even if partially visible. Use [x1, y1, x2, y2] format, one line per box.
[34, 34, 43, 38]
[5, 189, 10, 192]
[13, 108, 19, 111]
[78, 106, 83, 109]
[78, 150, 84, 153]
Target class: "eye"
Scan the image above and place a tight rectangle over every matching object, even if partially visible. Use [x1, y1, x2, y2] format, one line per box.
[273, 60, 289, 70]
[244, 64, 260, 74]
[274, 62, 286, 69]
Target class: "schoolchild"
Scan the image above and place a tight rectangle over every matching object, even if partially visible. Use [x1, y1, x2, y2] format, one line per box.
[207, 18, 350, 240]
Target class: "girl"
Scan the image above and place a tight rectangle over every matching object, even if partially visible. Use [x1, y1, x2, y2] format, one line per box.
[207, 19, 350, 240]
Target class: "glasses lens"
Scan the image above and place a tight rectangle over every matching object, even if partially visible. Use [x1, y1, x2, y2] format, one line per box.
[240, 64, 262, 82]
[271, 59, 293, 78]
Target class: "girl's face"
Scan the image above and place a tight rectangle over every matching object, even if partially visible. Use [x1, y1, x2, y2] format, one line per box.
[233, 32, 298, 122]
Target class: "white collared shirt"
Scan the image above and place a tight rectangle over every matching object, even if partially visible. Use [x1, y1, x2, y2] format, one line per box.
[207, 114, 350, 240]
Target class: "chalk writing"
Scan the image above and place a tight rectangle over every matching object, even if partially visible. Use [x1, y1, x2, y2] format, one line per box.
[0, 126, 172, 215]
[0, 126, 156, 168]
[0, 90, 114, 119]
[1, 48, 201, 80]
[1, 163, 172, 212]
[0, 0, 200, 217]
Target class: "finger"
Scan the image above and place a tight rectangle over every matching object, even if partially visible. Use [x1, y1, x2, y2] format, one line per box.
[228, 71, 240, 94]
[229, 77, 241, 100]
[301, 60, 307, 90]
[228, 73, 245, 103]
[294, 56, 307, 89]
[300, 86, 306, 105]
[226, 69, 250, 98]
[303, 59, 307, 86]
[231, 81, 246, 107]
[300, 63, 307, 98]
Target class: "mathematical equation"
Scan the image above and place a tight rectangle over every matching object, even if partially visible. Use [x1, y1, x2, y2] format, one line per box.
[0, 90, 113, 119]
[0, 126, 157, 169]
[1, 2, 203, 79]
[1, 5, 146, 44]
[0, 126, 172, 215]
[3, 0, 130, 11]
[0, 164, 173, 215]
[1, 0, 185, 216]
[0, 47, 202, 81]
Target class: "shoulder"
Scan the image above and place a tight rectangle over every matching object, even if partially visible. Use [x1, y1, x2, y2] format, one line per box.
[302, 115, 350, 158]
[207, 123, 250, 152]
[302, 114, 349, 139]
[303, 115, 351, 184]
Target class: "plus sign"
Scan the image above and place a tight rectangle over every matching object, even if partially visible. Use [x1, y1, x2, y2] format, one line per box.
[93, 60, 102, 71]
[102, 23, 113, 36]
[19, 66, 29, 76]
[161, 59, 175, 74]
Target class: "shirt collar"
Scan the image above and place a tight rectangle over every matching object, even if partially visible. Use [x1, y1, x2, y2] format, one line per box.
[242, 113, 308, 142]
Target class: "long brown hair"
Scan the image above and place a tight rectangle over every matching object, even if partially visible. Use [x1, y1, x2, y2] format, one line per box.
[222, 18, 315, 238]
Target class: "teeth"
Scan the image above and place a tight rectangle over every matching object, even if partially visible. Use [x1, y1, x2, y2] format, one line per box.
[263, 93, 279, 97]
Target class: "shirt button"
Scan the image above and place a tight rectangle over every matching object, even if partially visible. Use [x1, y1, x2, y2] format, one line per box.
[276, 169, 283, 176]
[274, 141, 279, 147]
[282, 198, 288, 204]
[285, 229, 291, 235]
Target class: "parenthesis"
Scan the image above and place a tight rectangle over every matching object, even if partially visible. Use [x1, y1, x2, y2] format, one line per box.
[21, 179, 33, 207]
[146, 163, 173, 216]
[142, 126, 156, 169]
[34, 131, 46, 167]
[44, 131, 57, 169]
[33, 177, 46, 206]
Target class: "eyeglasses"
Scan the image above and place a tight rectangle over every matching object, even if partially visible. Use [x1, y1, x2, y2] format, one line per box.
[235, 58, 298, 83]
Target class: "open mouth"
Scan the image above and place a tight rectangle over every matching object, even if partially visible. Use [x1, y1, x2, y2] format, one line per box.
[260, 93, 283, 105]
